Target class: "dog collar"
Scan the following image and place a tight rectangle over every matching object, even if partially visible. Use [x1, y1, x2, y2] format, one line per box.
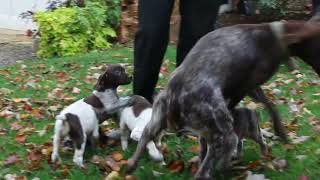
[269, 21, 287, 50]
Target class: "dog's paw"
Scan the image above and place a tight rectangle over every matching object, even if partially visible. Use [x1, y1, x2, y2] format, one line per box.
[51, 152, 60, 163]
[194, 172, 212, 180]
[73, 156, 84, 167]
[149, 151, 164, 162]
[126, 158, 137, 173]
[121, 141, 128, 151]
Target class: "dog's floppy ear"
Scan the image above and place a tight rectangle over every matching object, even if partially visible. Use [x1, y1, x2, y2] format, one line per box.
[94, 70, 109, 89]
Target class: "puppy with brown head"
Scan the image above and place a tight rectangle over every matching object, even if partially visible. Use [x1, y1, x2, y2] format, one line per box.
[118, 95, 164, 162]
[51, 64, 133, 167]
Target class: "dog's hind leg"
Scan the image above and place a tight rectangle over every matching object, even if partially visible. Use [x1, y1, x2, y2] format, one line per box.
[211, 88, 238, 170]
[195, 138, 215, 180]
[249, 87, 287, 142]
[51, 119, 64, 163]
[248, 111, 269, 156]
[73, 134, 87, 167]
[127, 92, 167, 173]
[120, 122, 130, 150]
[199, 136, 207, 163]
[89, 124, 99, 148]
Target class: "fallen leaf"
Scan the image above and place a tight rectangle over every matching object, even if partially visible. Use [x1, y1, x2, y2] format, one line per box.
[111, 152, 123, 162]
[296, 155, 307, 160]
[298, 175, 309, 180]
[4, 174, 26, 180]
[188, 156, 199, 174]
[188, 156, 200, 164]
[168, 160, 184, 173]
[72, 87, 81, 94]
[125, 175, 137, 180]
[23, 103, 33, 111]
[27, 149, 44, 170]
[10, 122, 23, 130]
[4, 154, 20, 166]
[105, 157, 121, 171]
[0, 128, 7, 136]
[0, 110, 16, 119]
[288, 99, 300, 114]
[292, 136, 311, 144]
[15, 134, 27, 143]
[246, 101, 260, 110]
[49, 105, 61, 112]
[0, 88, 12, 95]
[188, 145, 200, 153]
[28, 149, 43, 162]
[247, 160, 261, 170]
[105, 171, 121, 180]
[271, 89, 281, 95]
[272, 159, 287, 171]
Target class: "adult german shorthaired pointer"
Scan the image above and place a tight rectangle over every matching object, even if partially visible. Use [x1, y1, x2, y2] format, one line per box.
[127, 12, 320, 179]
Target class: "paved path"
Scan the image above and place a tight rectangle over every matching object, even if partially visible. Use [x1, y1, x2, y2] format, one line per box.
[0, 28, 35, 67]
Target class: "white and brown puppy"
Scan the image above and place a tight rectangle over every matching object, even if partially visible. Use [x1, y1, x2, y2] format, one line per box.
[119, 95, 164, 162]
[51, 64, 133, 167]
[231, 107, 268, 158]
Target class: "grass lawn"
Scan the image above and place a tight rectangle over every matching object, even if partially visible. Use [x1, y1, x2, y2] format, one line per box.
[0, 45, 319, 180]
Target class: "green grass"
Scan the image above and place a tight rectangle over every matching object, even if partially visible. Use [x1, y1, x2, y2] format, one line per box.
[0, 45, 319, 180]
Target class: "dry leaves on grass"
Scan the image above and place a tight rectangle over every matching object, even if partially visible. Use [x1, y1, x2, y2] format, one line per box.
[4, 174, 27, 180]
[168, 160, 185, 173]
[4, 154, 20, 166]
[308, 116, 320, 133]
[27, 149, 44, 170]
[91, 154, 126, 173]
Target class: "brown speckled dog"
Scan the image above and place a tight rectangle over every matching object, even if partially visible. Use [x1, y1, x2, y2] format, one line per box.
[128, 12, 320, 179]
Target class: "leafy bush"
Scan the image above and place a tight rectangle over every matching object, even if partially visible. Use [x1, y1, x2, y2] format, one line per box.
[89, 0, 121, 29]
[34, 2, 117, 58]
[256, 0, 287, 16]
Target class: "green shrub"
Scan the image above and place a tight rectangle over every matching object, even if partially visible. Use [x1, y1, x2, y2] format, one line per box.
[257, 0, 287, 16]
[34, 2, 116, 58]
[89, 0, 121, 28]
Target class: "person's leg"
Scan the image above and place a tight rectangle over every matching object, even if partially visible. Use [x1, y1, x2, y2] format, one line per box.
[176, 0, 221, 66]
[313, 0, 320, 13]
[133, 0, 175, 102]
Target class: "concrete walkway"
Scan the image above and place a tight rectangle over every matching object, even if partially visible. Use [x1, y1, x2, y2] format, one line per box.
[0, 28, 35, 67]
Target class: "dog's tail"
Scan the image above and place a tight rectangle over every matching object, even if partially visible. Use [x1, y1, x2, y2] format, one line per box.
[52, 114, 66, 163]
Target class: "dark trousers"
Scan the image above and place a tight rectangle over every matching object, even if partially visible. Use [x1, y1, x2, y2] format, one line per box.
[313, 0, 320, 13]
[133, 0, 221, 102]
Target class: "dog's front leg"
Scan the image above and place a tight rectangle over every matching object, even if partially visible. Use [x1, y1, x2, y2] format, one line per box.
[248, 87, 287, 142]
[199, 136, 207, 163]
[146, 141, 164, 162]
[120, 122, 130, 150]
[105, 96, 134, 114]
[89, 124, 99, 148]
[195, 140, 215, 180]
[73, 134, 87, 167]
[212, 89, 238, 170]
